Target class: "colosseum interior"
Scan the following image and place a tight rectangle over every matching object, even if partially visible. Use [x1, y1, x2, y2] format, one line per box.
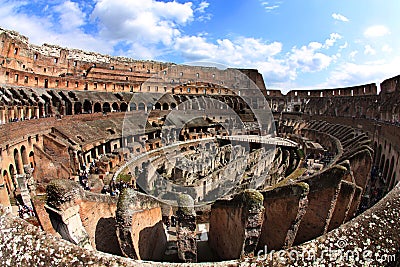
[0, 27, 399, 266]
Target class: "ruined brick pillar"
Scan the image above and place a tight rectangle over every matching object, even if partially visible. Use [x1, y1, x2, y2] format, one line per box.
[0, 108, 5, 123]
[176, 194, 197, 263]
[9, 107, 14, 121]
[258, 182, 309, 251]
[115, 188, 167, 261]
[34, 106, 39, 118]
[209, 189, 265, 260]
[45, 179, 92, 250]
[17, 106, 23, 119]
[26, 106, 32, 119]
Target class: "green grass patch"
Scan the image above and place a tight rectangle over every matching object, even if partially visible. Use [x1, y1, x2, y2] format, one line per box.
[271, 167, 307, 189]
[117, 173, 132, 183]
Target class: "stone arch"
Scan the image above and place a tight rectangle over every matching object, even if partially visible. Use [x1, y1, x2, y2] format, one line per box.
[138, 102, 145, 111]
[129, 103, 137, 111]
[2, 170, 13, 196]
[171, 103, 177, 110]
[94, 103, 102, 113]
[379, 154, 385, 171]
[225, 97, 233, 109]
[120, 102, 128, 112]
[232, 98, 239, 110]
[8, 164, 15, 187]
[38, 102, 45, 117]
[387, 156, 395, 189]
[83, 100, 92, 113]
[29, 151, 35, 168]
[74, 102, 82, 115]
[20, 145, 28, 166]
[147, 103, 153, 111]
[376, 144, 382, 166]
[162, 103, 169, 110]
[383, 158, 390, 182]
[14, 148, 23, 174]
[155, 103, 161, 110]
[103, 102, 111, 113]
[389, 172, 397, 190]
[198, 97, 206, 110]
[134, 166, 139, 176]
[112, 102, 119, 112]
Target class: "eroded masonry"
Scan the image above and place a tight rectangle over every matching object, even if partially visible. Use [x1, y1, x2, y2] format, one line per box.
[0, 27, 399, 266]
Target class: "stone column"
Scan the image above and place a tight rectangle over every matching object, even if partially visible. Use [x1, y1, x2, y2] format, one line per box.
[34, 106, 39, 118]
[40, 104, 45, 117]
[176, 194, 197, 263]
[9, 108, 15, 121]
[26, 107, 32, 119]
[209, 190, 265, 260]
[0, 108, 5, 124]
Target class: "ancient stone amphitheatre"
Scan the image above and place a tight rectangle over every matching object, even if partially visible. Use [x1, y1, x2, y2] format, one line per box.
[0, 27, 399, 266]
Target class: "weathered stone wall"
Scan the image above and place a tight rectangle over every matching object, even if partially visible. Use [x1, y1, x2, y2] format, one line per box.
[209, 190, 264, 260]
[294, 165, 346, 244]
[1, 183, 399, 266]
[45, 179, 119, 253]
[115, 188, 167, 261]
[258, 183, 309, 250]
[33, 144, 71, 183]
[176, 194, 197, 263]
[78, 193, 120, 255]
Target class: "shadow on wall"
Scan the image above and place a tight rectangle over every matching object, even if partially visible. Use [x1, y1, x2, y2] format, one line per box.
[138, 221, 167, 261]
[95, 217, 124, 256]
[48, 209, 75, 244]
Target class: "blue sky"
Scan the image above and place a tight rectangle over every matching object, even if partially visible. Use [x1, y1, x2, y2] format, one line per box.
[0, 0, 399, 92]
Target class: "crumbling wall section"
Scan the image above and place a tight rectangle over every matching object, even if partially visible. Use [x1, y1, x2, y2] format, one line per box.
[33, 144, 71, 183]
[258, 182, 309, 251]
[294, 165, 346, 244]
[176, 194, 197, 263]
[115, 188, 167, 261]
[45, 179, 119, 253]
[45, 179, 91, 249]
[209, 190, 265, 260]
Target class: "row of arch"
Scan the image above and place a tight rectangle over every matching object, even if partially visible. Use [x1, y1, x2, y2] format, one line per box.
[67, 94, 250, 116]
[2, 145, 35, 197]
[373, 141, 398, 192]
[70, 100, 178, 115]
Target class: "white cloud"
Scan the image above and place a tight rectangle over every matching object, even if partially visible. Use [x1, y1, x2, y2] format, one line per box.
[53, 1, 85, 31]
[332, 13, 349, 22]
[174, 35, 282, 64]
[339, 42, 348, 50]
[260, 1, 281, 12]
[349, 51, 358, 61]
[195, 1, 212, 21]
[324, 33, 342, 48]
[289, 43, 333, 73]
[0, 0, 111, 53]
[326, 57, 400, 87]
[364, 25, 391, 38]
[175, 32, 342, 85]
[382, 45, 393, 53]
[91, 0, 193, 45]
[196, 1, 209, 13]
[364, 45, 376, 55]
